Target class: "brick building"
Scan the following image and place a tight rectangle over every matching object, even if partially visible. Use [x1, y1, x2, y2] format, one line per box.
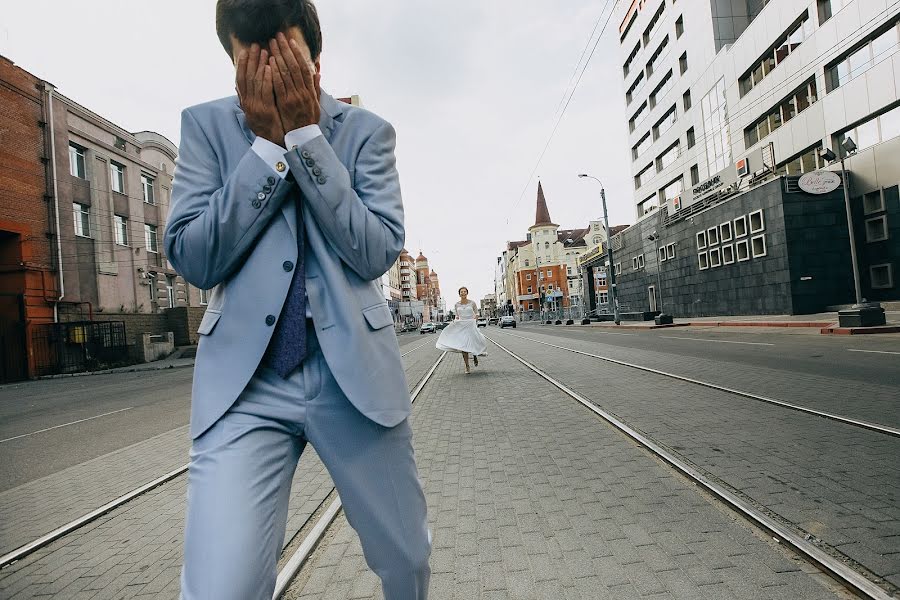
[0, 55, 58, 381]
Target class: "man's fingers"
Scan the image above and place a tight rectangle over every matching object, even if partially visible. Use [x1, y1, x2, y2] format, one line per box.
[289, 38, 317, 102]
[246, 43, 260, 90]
[279, 34, 309, 90]
[269, 38, 297, 93]
[255, 49, 269, 90]
[270, 57, 288, 100]
[235, 49, 249, 99]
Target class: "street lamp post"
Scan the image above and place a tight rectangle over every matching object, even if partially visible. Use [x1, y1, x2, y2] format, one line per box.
[578, 174, 621, 325]
[819, 141, 886, 327]
[647, 231, 673, 325]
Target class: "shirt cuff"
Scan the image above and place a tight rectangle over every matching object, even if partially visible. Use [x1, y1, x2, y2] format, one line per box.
[251, 137, 290, 179]
[284, 125, 324, 150]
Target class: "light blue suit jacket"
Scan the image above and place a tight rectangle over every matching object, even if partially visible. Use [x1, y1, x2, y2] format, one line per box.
[165, 92, 410, 438]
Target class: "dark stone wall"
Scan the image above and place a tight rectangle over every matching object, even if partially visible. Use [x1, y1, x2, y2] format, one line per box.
[610, 178, 859, 317]
[854, 184, 900, 303]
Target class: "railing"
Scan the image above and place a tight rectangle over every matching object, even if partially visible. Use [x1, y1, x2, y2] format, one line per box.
[31, 321, 128, 376]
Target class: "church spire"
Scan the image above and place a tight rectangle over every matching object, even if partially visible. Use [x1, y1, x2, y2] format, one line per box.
[533, 181, 555, 227]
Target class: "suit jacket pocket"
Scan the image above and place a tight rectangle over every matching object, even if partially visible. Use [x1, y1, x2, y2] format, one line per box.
[197, 310, 222, 336]
[362, 304, 393, 330]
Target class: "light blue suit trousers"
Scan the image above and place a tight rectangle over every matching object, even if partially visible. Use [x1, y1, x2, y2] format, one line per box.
[180, 326, 430, 599]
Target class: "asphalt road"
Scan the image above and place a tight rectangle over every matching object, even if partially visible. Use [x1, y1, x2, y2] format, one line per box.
[0, 334, 431, 492]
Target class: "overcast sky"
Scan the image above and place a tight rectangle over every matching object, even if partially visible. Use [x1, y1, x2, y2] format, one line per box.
[1, 1, 634, 302]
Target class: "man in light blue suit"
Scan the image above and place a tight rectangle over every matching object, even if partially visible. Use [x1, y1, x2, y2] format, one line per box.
[165, 1, 430, 598]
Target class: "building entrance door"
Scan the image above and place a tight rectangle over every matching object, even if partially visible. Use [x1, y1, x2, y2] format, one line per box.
[648, 285, 657, 313]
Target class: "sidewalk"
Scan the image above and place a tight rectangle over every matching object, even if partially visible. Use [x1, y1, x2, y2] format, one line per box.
[285, 345, 847, 599]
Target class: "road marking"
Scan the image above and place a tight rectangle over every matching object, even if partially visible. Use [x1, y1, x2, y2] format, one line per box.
[661, 336, 774, 346]
[848, 349, 900, 355]
[0, 407, 134, 444]
[599, 331, 636, 336]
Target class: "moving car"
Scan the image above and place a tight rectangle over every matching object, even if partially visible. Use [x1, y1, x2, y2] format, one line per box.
[436, 322, 449, 330]
[476, 318, 488, 328]
[489, 317, 499, 325]
[499, 316, 517, 329]
[420, 323, 436, 334]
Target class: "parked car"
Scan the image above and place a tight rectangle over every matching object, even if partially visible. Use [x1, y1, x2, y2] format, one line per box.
[436, 322, 449, 330]
[476, 318, 488, 328]
[489, 317, 499, 325]
[499, 316, 517, 329]
[420, 323, 436, 334]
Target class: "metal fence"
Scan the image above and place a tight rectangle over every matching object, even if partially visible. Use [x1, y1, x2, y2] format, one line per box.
[31, 321, 128, 376]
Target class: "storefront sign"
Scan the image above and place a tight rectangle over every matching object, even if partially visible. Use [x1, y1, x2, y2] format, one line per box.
[798, 170, 841, 194]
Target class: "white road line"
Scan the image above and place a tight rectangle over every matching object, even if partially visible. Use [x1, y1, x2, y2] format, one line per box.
[661, 336, 774, 346]
[848, 349, 900, 355]
[600, 332, 636, 336]
[0, 407, 134, 444]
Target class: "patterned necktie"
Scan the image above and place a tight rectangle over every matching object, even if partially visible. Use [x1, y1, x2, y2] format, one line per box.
[267, 194, 308, 378]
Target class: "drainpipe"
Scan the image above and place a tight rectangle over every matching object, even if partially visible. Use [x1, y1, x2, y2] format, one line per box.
[45, 83, 65, 322]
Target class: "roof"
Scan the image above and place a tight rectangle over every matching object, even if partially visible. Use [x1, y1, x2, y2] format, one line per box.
[610, 225, 630, 236]
[507, 240, 530, 251]
[558, 228, 589, 248]
[416, 251, 427, 261]
[533, 181, 556, 227]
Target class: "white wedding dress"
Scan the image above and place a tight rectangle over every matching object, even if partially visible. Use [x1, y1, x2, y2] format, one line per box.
[435, 301, 487, 356]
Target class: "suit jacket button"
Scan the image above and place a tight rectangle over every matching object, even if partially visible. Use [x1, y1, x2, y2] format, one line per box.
[301, 150, 311, 159]
[317, 176, 327, 185]
[257, 192, 266, 200]
[252, 200, 261, 209]
[265, 315, 276, 326]
[267, 176, 276, 185]
[305, 159, 315, 167]
[312, 167, 322, 176]
[263, 185, 272, 193]
[283, 261, 294, 272]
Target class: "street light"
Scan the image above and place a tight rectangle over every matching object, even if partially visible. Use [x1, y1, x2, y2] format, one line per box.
[647, 231, 673, 325]
[818, 139, 886, 327]
[578, 174, 621, 325]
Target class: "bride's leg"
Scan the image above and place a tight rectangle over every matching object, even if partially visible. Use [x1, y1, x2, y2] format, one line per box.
[462, 353, 470, 373]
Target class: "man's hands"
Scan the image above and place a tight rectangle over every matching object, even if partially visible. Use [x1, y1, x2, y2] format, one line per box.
[269, 33, 321, 134]
[236, 44, 285, 146]
[235, 33, 321, 147]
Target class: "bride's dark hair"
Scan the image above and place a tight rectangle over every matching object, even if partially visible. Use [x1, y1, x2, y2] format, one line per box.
[458, 286, 468, 295]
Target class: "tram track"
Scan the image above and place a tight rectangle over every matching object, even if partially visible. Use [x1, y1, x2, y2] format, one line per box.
[0, 339, 441, 572]
[485, 331, 898, 600]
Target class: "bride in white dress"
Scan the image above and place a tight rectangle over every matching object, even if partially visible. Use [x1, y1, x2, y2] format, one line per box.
[436, 286, 487, 374]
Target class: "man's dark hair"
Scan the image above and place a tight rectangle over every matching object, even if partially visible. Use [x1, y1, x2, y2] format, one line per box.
[216, 0, 322, 60]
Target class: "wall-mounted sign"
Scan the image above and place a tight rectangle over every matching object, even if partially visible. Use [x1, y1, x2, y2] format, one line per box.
[797, 170, 841, 194]
[736, 157, 750, 177]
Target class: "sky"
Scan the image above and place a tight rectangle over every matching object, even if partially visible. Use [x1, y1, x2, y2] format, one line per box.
[1, 0, 634, 303]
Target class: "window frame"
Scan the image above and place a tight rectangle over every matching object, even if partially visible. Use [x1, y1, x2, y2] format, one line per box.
[141, 174, 155, 204]
[110, 162, 125, 194]
[114, 214, 129, 246]
[145, 223, 159, 253]
[69, 143, 86, 179]
[73, 203, 91, 238]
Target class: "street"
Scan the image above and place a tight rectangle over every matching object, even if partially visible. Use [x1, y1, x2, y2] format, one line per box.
[0, 326, 897, 598]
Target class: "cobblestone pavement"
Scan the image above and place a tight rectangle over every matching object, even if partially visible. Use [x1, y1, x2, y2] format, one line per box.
[0, 344, 443, 599]
[286, 342, 850, 600]
[488, 329, 900, 590]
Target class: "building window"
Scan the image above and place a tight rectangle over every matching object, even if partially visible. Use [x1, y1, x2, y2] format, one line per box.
[749, 209, 766, 234]
[643, 2, 666, 45]
[646, 36, 670, 77]
[626, 72, 646, 105]
[599, 292, 609, 304]
[527, 286, 532, 294]
[73, 203, 90, 237]
[630, 102, 649, 132]
[114, 135, 127, 151]
[683, 89, 692, 112]
[865, 216, 889, 242]
[666, 243, 676, 260]
[623, 41, 641, 77]
[751, 234, 767, 258]
[635, 163, 654, 189]
[697, 231, 708, 250]
[709, 247, 722, 268]
[526, 273, 532, 280]
[687, 127, 696, 149]
[598, 275, 607, 286]
[166, 275, 177, 308]
[110, 162, 125, 194]
[649, 70, 674, 109]
[675, 15, 684, 38]
[546, 270, 552, 278]
[69, 143, 86, 178]
[528, 303, 534, 310]
[199, 288, 210, 305]
[835, 104, 900, 158]
[638, 195, 659, 215]
[863, 190, 886, 215]
[652, 105, 677, 140]
[633, 133, 653, 161]
[679, 52, 688, 74]
[736, 239, 751, 261]
[690, 164, 700, 185]
[141, 174, 155, 204]
[746, 78, 819, 147]
[776, 143, 825, 176]
[615, 263, 621, 275]
[818, 0, 850, 24]
[741, 12, 813, 97]
[698, 252, 709, 270]
[656, 142, 680, 173]
[145, 224, 159, 253]
[114, 215, 128, 245]
[702, 79, 730, 173]
[870, 263, 894, 289]
[659, 177, 683, 206]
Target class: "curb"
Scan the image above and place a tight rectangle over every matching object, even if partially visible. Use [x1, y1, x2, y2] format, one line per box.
[36, 361, 196, 380]
[820, 325, 900, 335]
[686, 321, 834, 328]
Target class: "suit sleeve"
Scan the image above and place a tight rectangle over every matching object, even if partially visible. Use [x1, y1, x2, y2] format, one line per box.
[284, 121, 405, 281]
[164, 108, 295, 290]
